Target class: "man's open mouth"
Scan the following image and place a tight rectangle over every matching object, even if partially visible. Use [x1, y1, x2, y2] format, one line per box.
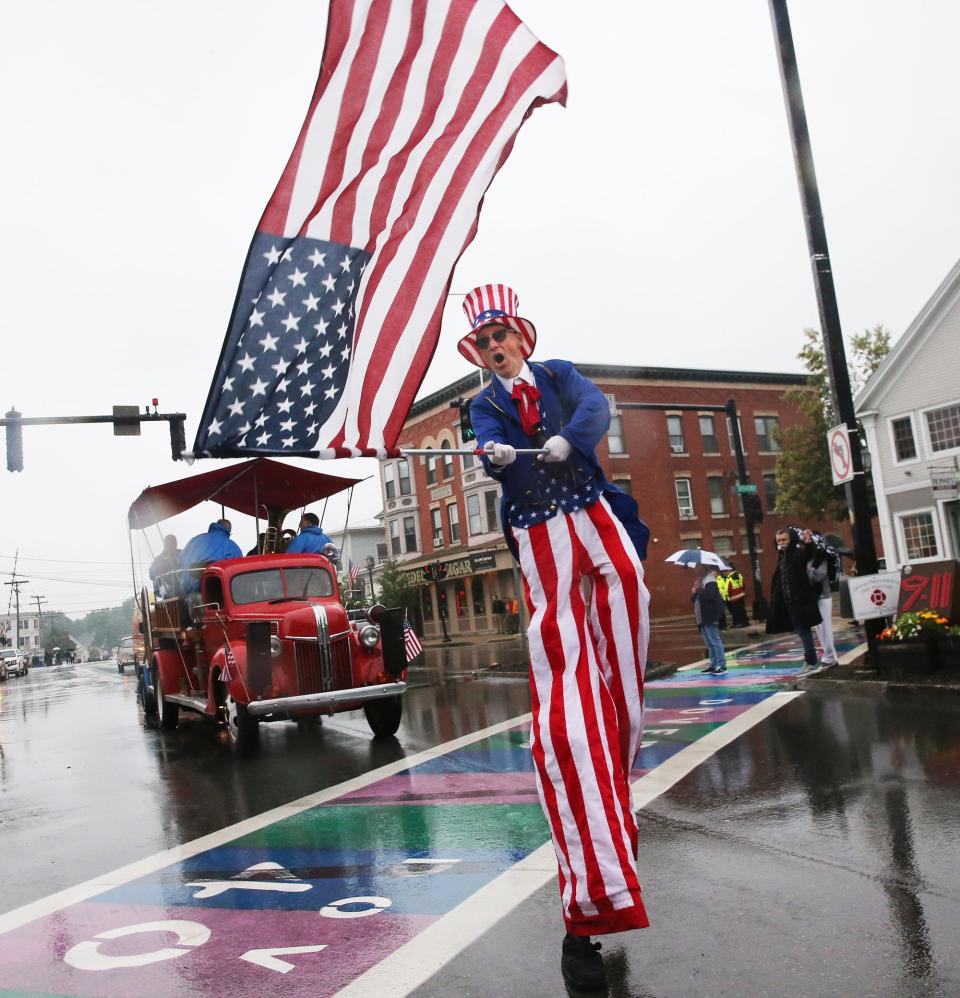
[493, 352, 505, 364]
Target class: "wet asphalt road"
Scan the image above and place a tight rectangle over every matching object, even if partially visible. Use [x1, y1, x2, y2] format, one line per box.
[2, 647, 960, 996]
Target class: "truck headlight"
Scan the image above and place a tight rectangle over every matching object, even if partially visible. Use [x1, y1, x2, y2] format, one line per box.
[359, 624, 380, 648]
[270, 636, 282, 658]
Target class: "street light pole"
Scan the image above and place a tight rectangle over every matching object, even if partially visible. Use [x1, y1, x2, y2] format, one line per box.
[33, 595, 47, 660]
[364, 555, 376, 600]
[767, 0, 880, 616]
[432, 559, 452, 644]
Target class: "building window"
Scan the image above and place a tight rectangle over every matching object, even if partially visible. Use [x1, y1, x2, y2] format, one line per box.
[667, 415, 686, 454]
[675, 478, 694, 518]
[460, 428, 476, 470]
[754, 415, 781, 452]
[699, 415, 719, 454]
[608, 414, 625, 455]
[376, 542, 387, 563]
[484, 490, 499, 533]
[467, 493, 483, 535]
[389, 519, 401, 556]
[447, 503, 461, 543]
[397, 458, 411, 496]
[707, 477, 726, 516]
[613, 477, 632, 496]
[891, 416, 917, 462]
[455, 578, 468, 617]
[383, 463, 395, 500]
[431, 508, 443, 547]
[403, 515, 418, 553]
[441, 439, 454, 478]
[726, 416, 746, 454]
[763, 473, 779, 513]
[426, 455, 437, 486]
[925, 404, 960, 453]
[682, 536, 702, 550]
[472, 574, 486, 616]
[714, 535, 735, 556]
[900, 512, 939, 560]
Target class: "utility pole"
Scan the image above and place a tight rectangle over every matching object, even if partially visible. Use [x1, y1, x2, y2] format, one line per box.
[33, 595, 47, 658]
[767, 2, 880, 633]
[4, 576, 29, 653]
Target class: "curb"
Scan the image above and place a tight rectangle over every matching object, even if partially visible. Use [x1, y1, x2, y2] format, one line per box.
[795, 676, 960, 697]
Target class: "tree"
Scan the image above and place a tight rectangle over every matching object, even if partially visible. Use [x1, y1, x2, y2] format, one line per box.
[774, 325, 891, 521]
[376, 559, 420, 615]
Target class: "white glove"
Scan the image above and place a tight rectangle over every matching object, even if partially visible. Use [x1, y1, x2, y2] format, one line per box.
[484, 441, 517, 467]
[538, 434, 572, 463]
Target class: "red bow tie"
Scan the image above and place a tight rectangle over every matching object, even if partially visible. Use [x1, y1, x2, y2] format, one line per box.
[510, 378, 542, 437]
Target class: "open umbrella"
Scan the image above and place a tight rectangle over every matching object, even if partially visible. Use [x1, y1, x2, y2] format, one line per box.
[664, 549, 731, 570]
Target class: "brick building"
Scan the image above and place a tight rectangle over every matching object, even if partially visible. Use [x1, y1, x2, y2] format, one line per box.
[378, 364, 844, 638]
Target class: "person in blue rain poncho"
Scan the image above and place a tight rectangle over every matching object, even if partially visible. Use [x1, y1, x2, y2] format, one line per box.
[179, 519, 242, 593]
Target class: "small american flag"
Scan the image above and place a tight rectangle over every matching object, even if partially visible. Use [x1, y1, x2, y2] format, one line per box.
[222, 640, 238, 683]
[194, 0, 566, 458]
[349, 562, 360, 585]
[403, 614, 422, 662]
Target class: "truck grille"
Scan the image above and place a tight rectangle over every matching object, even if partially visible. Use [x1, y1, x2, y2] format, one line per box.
[294, 637, 352, 693]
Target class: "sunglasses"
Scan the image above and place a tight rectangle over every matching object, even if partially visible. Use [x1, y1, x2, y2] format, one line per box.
[475, 327, 512, 351]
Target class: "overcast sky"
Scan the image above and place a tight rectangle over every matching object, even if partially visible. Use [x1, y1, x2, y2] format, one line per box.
[2, 0, 958, 619]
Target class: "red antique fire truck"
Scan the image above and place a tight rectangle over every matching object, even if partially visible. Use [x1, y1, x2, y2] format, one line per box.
[127, 458, 408, 755]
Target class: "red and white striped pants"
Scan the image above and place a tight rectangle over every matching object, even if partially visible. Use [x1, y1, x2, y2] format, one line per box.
[516, 496, 650, 936]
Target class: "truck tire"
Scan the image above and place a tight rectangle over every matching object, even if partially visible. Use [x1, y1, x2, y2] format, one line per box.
[364, 695, 403, 739]
[224, 693, 259, 757]
[156, 663, 180, 731]
[136, 664, 157, 719]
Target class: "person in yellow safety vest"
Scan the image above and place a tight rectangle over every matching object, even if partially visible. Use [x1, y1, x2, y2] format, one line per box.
[721, 563, 750, 627]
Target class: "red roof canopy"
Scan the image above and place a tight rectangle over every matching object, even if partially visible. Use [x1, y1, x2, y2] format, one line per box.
[128, 458, 363, 529]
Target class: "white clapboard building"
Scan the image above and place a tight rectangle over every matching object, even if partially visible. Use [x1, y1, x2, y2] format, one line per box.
[856, 257, 960, 568]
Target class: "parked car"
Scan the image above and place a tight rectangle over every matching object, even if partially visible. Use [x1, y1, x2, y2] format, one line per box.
[1, 648, 28, 677]
[117, 636, 137, 674]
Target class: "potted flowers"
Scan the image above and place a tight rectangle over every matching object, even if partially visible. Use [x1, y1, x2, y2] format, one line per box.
[874, 611, 950, 674]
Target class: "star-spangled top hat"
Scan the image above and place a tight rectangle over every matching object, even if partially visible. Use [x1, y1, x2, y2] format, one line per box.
[457, 284, 537, 367]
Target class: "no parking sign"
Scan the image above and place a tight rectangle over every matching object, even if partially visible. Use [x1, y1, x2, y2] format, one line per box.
[827, 423, 854, 485]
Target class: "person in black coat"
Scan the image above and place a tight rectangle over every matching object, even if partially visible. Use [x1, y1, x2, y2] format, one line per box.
[766, 527, 823, 674]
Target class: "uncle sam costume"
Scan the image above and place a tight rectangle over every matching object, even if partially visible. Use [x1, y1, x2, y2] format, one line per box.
[461, 285, 651, 939]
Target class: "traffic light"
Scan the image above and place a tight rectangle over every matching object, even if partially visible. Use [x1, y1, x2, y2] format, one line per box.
[5, 409, 23, 473]
[743, 493, 764, 523]
[435, 562, 447, 581]
[423, 564, 434, 582]
[457, 398, 475, 443]
[438, 590, 448, 618]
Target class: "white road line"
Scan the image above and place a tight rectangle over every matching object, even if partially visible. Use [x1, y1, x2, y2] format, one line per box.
[0, 712, 531, 936]
[838, 641, 867, 666]
[333, 690, 803, 998]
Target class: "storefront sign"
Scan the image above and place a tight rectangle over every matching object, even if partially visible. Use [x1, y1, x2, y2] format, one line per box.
[847, 571, 901, 621]
[897, 559, 959, 618]
[930, 464, 959, 500]
[405, 551, 500, 585]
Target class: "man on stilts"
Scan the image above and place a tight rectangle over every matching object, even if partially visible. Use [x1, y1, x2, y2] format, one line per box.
[461, 285, 651, 992]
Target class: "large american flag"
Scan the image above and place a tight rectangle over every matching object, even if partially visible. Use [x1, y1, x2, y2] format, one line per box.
[194, 0, 566, 459]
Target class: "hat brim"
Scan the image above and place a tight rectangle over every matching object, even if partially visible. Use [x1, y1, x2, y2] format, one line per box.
[457, 315, 537, 368]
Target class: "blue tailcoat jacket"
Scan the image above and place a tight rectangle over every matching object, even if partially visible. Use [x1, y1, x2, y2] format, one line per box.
[469, 359, 649, 561]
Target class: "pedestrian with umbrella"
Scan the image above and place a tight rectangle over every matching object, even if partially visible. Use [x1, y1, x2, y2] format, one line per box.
[665, 549, 730, 676]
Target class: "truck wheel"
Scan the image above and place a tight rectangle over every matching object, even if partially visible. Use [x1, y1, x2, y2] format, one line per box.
[136, 665, 157, 719]
[157, 665, 180, 731]
[224, 693, 259, 756]
[364, 696, 403, 739]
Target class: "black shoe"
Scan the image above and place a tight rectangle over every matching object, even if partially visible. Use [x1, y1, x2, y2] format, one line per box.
[700, 664, 715, 673]
[561, 933, 607, 992]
